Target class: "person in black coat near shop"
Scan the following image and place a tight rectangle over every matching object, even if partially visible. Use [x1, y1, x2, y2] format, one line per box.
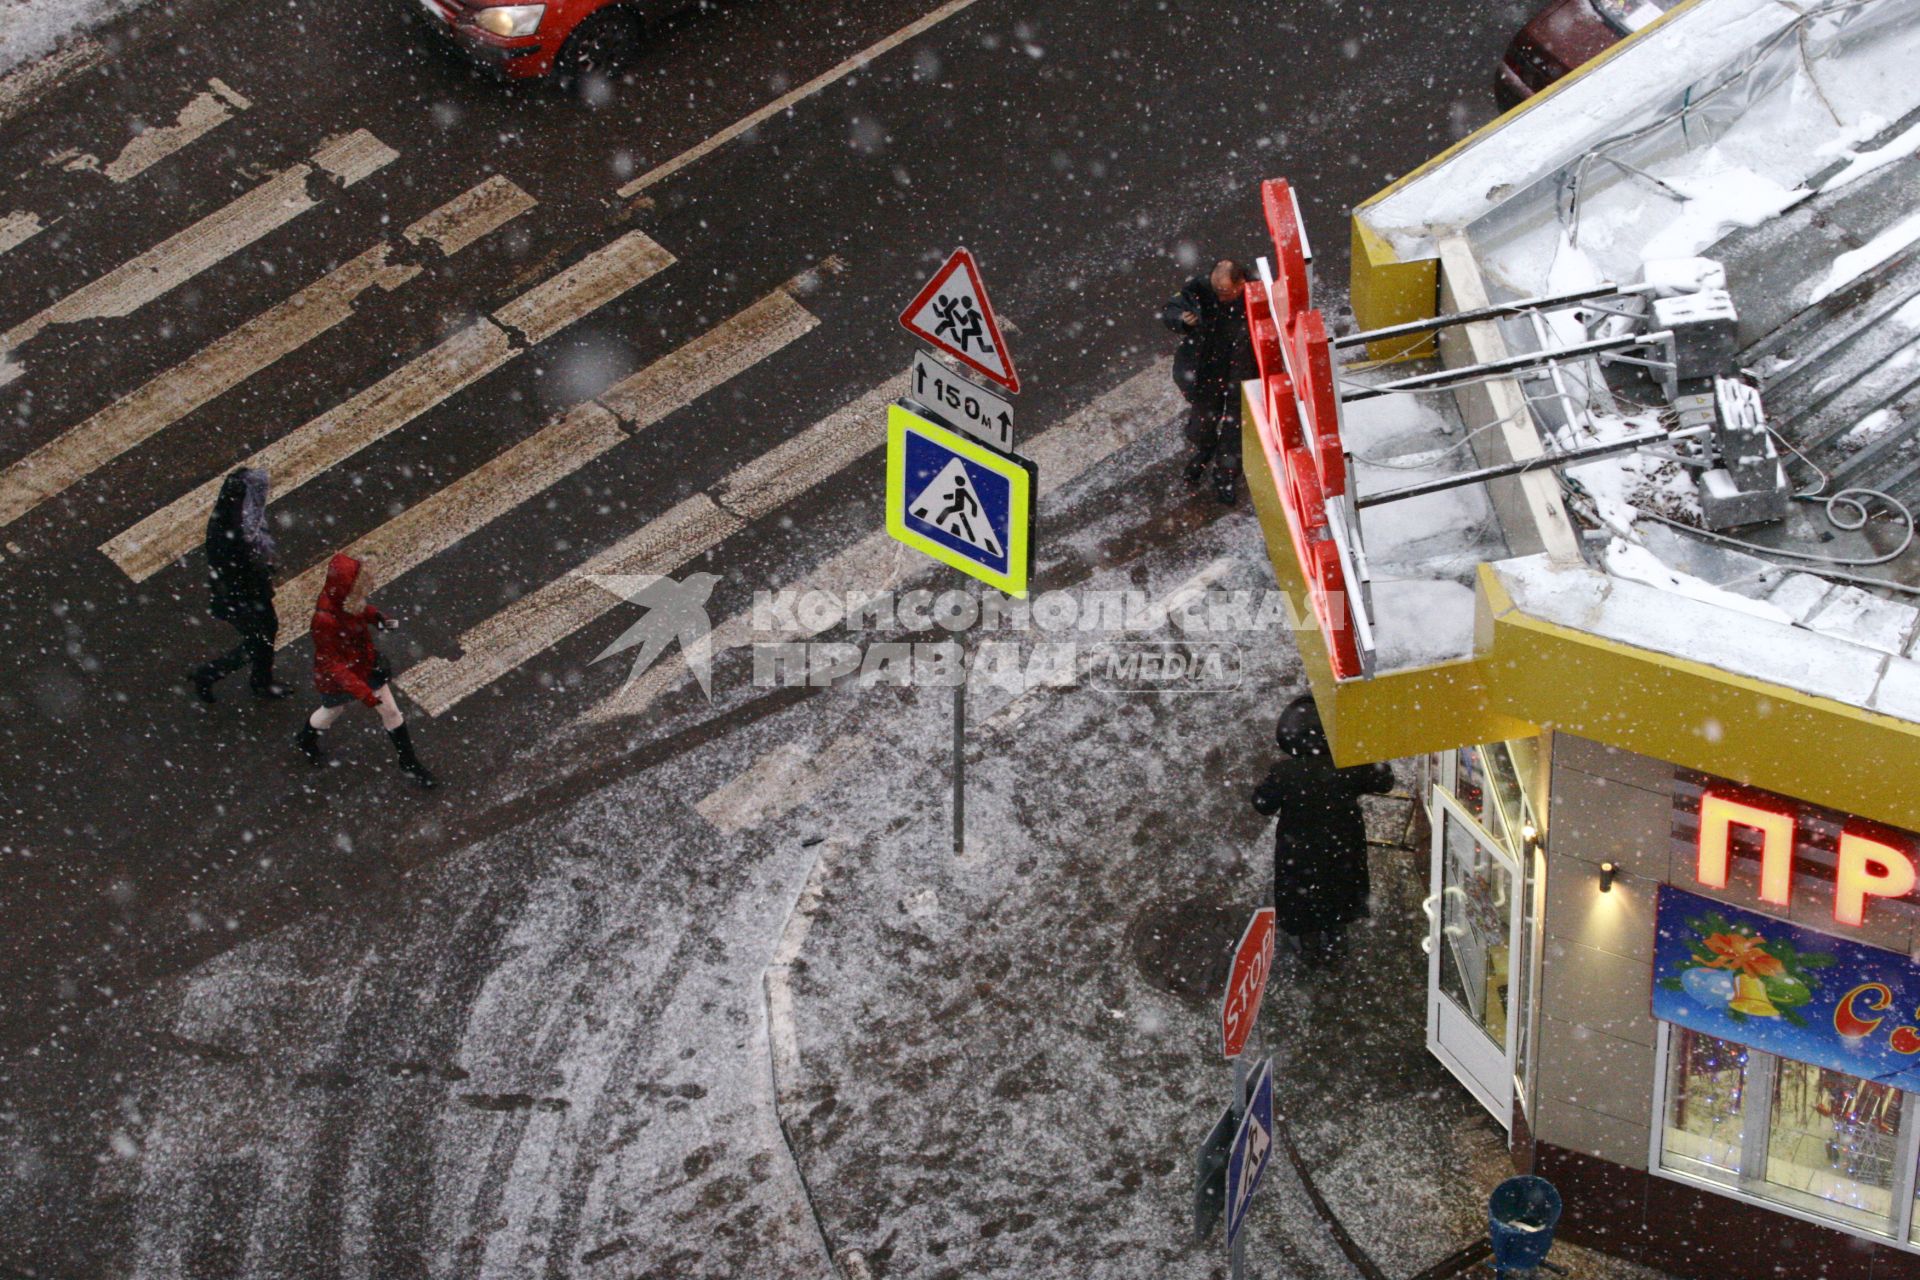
[1252, 693, 1394, 970]
[1160, 259, 1258, 506]
[188, 467, 288, 702]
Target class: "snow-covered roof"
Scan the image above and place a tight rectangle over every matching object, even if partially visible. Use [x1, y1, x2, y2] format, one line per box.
[1337, 0, 1920, 727]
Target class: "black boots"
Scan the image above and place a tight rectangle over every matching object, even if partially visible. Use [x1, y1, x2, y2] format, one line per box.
[189, 667, 219, 703]
[298, 721, 436, 789]
[1213, 469, 1239, 506]
[1182, 454, 1208, 485]
[388, 725, 437, 790]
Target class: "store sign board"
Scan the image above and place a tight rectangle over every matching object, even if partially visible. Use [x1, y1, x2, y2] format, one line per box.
[1248, 176, 1362, 679]
[1672, 771, 1920, 928]
[1222, 906, 1276, 1059]
[1653, 885, 1920, 1091]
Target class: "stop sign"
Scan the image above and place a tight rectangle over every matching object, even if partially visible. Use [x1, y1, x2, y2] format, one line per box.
[1221, 907, 1276, 1059]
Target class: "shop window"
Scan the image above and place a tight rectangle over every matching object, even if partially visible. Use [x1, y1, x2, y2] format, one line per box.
[1661, 1027, 1750, 1188]
[1766, 1057, 1903, 1230]
[1659, 1026, 1919, 1238]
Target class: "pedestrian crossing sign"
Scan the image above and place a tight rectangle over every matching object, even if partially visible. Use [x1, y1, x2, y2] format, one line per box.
[886, 403, 1034, 597]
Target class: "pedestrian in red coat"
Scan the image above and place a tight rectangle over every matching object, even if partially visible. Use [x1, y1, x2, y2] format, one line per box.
[295, 553, 436, 788]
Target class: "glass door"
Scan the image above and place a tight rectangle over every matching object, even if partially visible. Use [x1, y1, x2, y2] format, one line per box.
[1427, 787, 1524, 1126]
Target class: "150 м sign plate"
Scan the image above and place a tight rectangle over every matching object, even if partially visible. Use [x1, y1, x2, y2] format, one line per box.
[908, 350, 1014, 452]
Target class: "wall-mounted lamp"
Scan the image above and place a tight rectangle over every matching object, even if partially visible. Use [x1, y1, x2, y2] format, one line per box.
[1520, 823, 1541, 855]
[1600, 861, 1618, 893]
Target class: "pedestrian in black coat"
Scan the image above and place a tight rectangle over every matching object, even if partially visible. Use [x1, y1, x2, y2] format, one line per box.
[189, 467, 288, 702]
[1252, 694, 1394, 969]
[1160, 259, 1257, 506]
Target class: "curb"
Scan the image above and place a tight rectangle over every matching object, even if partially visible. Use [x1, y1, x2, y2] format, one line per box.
[762, 840, 850, 1280]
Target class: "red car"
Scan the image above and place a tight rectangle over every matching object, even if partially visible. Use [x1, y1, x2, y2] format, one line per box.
[1496, 0, 1676, 109]
[415, 0, 703, 80]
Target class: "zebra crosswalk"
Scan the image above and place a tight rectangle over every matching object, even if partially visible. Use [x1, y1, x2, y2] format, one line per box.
[0, 69, 888, 725]
[0, 127, 397, 386]
[0, 176, 535, 535]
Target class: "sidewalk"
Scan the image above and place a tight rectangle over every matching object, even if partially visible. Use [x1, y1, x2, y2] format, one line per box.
[760, 491, 1681, 1279]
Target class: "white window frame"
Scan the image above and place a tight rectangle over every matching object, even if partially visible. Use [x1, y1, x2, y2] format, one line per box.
[1649, 1020, 1920, 1250]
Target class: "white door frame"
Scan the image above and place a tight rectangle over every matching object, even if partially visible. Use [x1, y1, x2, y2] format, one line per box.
[1426, 787, 1524, 1128]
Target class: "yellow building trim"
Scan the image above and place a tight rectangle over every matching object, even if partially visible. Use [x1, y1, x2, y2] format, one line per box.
[1349, 218, 1437, 363]
[1481, 570, 1920, 835]
[1246, 402, 1920, 832]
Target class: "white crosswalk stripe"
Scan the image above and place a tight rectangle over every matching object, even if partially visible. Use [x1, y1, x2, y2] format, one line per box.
[397, 375, 900, 716]
[101, 230, 674, 582]
[0, 210, 43, 255]
[270, 403, 629, 648]
[0, 61, 928, 722]
[0, 176, 534, 538]
[265, 282, 820, 647]
[0, 128, 398, 385]
[52, 78, 251, 184]
[694, 735, 871, 834]
[579, 360, 1181, 725]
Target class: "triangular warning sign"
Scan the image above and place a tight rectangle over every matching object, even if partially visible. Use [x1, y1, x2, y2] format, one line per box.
[908, 457, 1004, 557]
[900, 248, 1021, 394]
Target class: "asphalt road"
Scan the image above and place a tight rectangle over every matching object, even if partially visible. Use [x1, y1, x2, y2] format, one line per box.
[0, 0, 1528, 1271]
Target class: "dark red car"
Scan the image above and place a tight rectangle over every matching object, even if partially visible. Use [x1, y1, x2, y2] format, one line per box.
[1496, 0, 1675, 109]
[414, 0, 703, 80]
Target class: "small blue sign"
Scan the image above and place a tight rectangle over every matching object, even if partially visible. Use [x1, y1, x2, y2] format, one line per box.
[885, 404, 1034, 596]
[1226, 1057, 1275, 1247]
[1654, 885, 1920, 1090]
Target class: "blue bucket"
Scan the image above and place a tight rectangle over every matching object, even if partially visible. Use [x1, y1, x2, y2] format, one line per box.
[1488, 1175, 1561, 1271]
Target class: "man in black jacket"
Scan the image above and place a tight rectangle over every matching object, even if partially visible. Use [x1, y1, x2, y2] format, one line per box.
[1160, 260, 1256, 505]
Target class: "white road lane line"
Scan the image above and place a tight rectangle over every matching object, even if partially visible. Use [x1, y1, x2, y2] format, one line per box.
[398, 375, 901, 716]
[695, 735, 871, 834]
[100, 230, 674, 582]
[59, 78, 251, 183]
[581, 360, 1182, 724]
[0, 178, 533, 536]
[0, 37, 104, 129]
[0, 211, 41, 255]
[616, 0, 986, 197]
[0, 129, 398, 380]
[267, 283, 817, 646]
[271, 403, 629, 647]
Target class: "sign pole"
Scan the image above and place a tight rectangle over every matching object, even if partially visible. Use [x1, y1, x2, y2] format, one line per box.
[1230, 1055, 1249, 1280]
[953, 660, 966, 856]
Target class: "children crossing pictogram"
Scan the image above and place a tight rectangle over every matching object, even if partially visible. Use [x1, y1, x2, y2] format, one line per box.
[908, 457, 1003, 558]
[899, 248, 1021, 393]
